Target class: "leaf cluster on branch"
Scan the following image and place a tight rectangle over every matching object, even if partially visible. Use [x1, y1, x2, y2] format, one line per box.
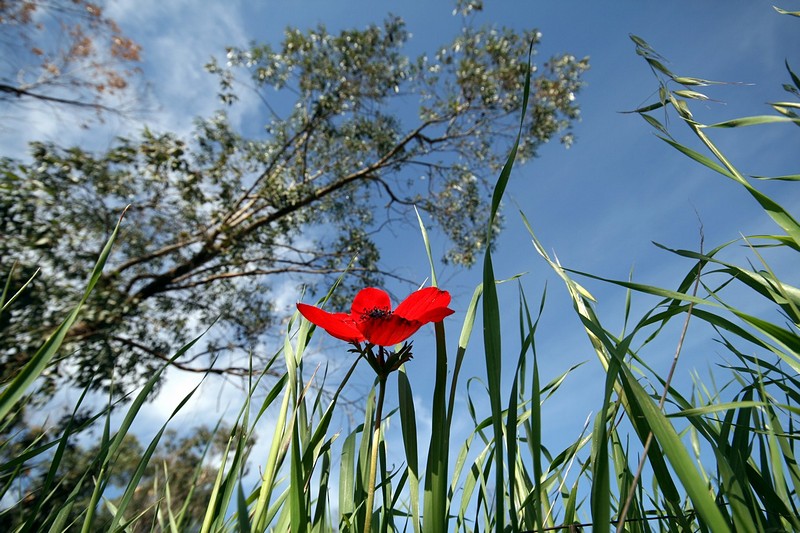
[0, 14, 588, 395]
[0, 0, 141, 116]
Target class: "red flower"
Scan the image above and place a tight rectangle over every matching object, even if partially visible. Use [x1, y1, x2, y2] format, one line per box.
[297, 287, 454, 346]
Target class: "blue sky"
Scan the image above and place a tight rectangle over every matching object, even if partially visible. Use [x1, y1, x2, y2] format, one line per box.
[4, 0, 800, 511]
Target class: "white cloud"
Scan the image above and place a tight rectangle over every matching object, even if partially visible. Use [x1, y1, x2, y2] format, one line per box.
[0, 0, 260, 158]
[108, 0, 258, 137]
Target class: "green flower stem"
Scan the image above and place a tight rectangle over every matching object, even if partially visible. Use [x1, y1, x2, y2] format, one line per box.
[363, 374, 387, 533]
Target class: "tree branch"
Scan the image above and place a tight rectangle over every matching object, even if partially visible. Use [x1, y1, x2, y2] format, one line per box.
[111, 335, 277, 378]
[0, 83, 118, 114]
[166, 264, 415, 291]
[111, 236, 203, 277]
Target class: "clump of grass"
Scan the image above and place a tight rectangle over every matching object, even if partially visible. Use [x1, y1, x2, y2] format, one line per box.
[2, 9, 799, 532]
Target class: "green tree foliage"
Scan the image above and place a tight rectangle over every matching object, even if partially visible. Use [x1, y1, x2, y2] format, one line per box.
[0, 15, 588, 394]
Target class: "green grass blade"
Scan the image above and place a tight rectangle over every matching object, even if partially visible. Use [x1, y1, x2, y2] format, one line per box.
[414, 206, 438, 288]
[416, 202, 451, 530]
[774, 6, 800, 17]
[481, 251, 505, 532]
[339, 427, 359, 525]
[19, 384, 92, 533]
[0, 211, 125, 422]
[81, 327, 210, 533]
[289, 416, 308, 533]
[421, 320, 450, 530]
[619, 362, 732, 531]
[0, 263, 39, 316]
[656, 135, 736, 179]
[478, 39, 534, 533]
[397, 367, 420, 533]
[703, 115, 800, 128]
[237, 482, 253, 533]
[107, 376, 206, 531]
[447, 283, 482, 430]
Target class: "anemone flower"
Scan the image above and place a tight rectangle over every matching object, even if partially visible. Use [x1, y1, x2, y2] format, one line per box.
[297, 286, 454, 346]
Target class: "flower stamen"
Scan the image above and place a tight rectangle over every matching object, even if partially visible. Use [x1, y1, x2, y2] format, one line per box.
[364, 307, 390, 320]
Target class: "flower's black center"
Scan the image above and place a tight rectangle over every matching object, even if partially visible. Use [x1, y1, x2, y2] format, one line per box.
[364, 307, 390, 320]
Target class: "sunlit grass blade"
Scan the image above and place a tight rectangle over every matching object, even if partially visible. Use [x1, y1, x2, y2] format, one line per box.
[80, 325, 210, 533]
[421, 317, 449, 531]
[251, 315, 312, 531]
[447, 283, 482, 430]
[417, 207, 450, 531]
[752, 174, 800, 181]
[289, 415, 308, 533]
[170, 420, 225, 532]
[414, 206, 438, 288]
[19, 384, 91, 533]
[652, 240, 800, 323]
[0, 394, 124, 479]
[481, 249, 505, 531]
[356, 387, 375, 529]
[639, 112, 670, 136]
[651, 74, 800, 248]
[456, 439, 492, 531]
[338, 425, 359, 527]
[657, 135, 737, 179]
[522, 286, 550, 531]
[236, 481, 252, 533]
[505, 327, 521, 533]
[774, 6, 800, 17]
[478, 39, 535, 533]
[201, 372, 268, 532]
[0, 210, 125, 422]
[702, 115, 800, 128]
[397, 366, 420, 533]
[311, 448, 332, 532]
[618, 362, 732, 531]
[0, 262, 39, 317]
[761, 401, 800, 530]
[524, 204, 734, 530]
[107, 376, 208, 531]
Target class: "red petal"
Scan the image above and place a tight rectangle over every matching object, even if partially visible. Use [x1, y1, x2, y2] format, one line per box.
[297, 303, 365, 343]
[394, 287, 453, 322]
[359, 315, 422, 346]
[416, 306, 455, 323]
[351, 287, 391, 317]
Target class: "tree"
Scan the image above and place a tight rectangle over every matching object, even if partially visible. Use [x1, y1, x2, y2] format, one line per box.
[0, 0, 141, 116]
[0, 416, 248, 531]
[0, 14, 588, 394]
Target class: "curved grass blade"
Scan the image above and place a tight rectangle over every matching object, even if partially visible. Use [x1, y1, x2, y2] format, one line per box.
[774, 6, 800, 17]
[397, 367, 420, 533]
[0, 210, 125, 422]
[479, 38, 535, 533]
[107, 376, 206, 532]
[19, 384, 92, 533]
[0, 263, 39, 316]
[703, 115, 800, 128]
[80, 326, 210, 533]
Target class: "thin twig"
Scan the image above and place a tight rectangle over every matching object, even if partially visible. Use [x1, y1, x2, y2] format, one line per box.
[111, 335, 274, 377]
[0, 83, 122, 114]
[616, 223, 704, 531]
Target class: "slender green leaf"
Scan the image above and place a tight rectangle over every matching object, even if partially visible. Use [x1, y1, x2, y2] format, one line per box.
[774, 6, 800, 17]
[0, 211, 124, 422]
[397, 367, 420, 533]
[703, 115, 800, 128]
